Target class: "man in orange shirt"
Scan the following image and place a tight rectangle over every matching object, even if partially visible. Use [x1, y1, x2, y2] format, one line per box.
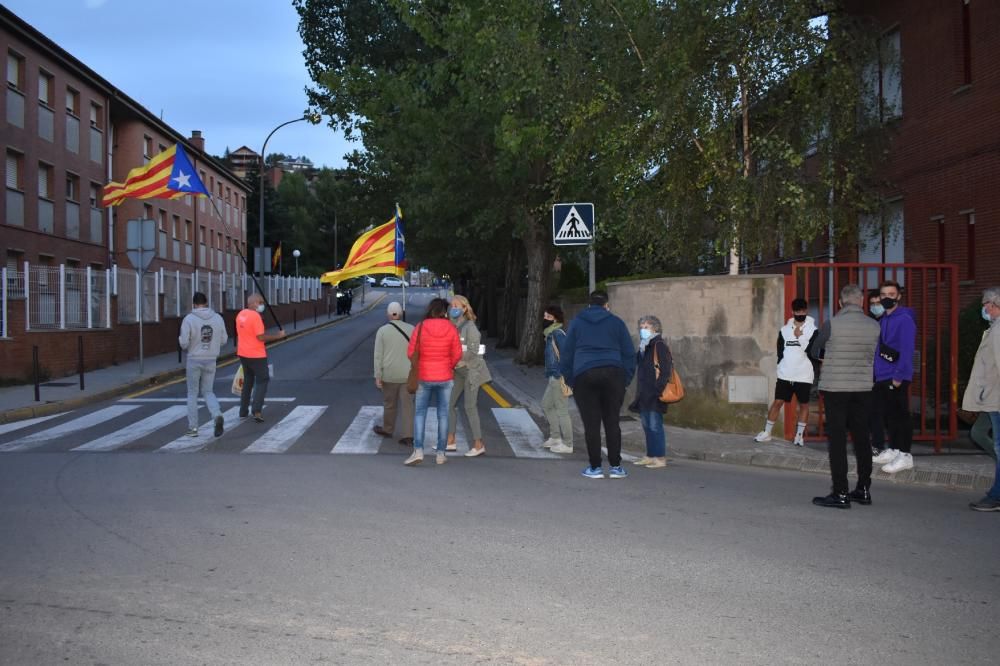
[236, 293, 286, 422]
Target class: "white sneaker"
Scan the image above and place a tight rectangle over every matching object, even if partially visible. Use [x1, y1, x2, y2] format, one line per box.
[550, 444, 573, 454]
[436, 452, 447, 465]
[542, 437, 562, 449]
[873, 448, 899, 465]
[404, 450, 424, 466]
[793, 433, 805, 446]
[753, 431, 772, 443]
[882, 452, 914, 474]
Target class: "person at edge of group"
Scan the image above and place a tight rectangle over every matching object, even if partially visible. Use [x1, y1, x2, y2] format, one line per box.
[868, 289, 885, 320]
[866, 288, 887, 456]
[541, 305, 574, 454]
[754, 298, 818, 447]
[809, 284, 880, 509]
[963, 287, 1000, 512]
[446, 295, 491, 457]
[628, 315, 671, 469]
[236, 293, 286, 423]
[373, 301, 415, 447]
[559, 290, 636, 480]
[871, 280, 918, 474]
[178, 291, 228, 438]
[404, 298, 463, 466]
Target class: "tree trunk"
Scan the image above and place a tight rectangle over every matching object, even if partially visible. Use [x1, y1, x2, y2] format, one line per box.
[496, 243, 524, 348]
[514, 222, 552, 365]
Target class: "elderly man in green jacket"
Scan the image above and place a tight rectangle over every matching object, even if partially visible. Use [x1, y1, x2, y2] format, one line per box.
[373, 302, 415, 446]
[809, 284, 881, 509]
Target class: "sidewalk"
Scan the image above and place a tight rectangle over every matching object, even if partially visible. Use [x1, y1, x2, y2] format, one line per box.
[484, 339, 996, 494]
[0, 293, 387, 424]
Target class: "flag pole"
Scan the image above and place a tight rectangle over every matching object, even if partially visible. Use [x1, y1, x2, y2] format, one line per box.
[206, 194, 283, 330]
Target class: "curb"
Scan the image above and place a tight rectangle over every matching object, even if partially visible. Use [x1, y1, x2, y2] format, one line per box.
[491, 369, 992, 494]
[0, 293, 387, 424]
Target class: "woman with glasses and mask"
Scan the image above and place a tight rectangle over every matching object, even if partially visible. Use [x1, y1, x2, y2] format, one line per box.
[446, 295, 491, 457]
[628, 315, 672, 469]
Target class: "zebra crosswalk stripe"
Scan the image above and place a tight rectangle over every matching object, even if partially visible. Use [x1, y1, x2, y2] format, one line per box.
[0, 405, 141, 453]
[0, 413, 63, 436]
[72, 405, 187, 452]
[491, 407, 559, 459]
[243, 406, 327, 454]
[331, 406, 384, 454]
[157, 406, 244, 453]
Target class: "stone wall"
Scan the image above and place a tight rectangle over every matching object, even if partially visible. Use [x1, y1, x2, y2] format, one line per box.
[569, 275, 788, 434]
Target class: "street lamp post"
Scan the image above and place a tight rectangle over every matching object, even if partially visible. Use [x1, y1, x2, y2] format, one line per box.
[293, 249, 300, 277]
[258, 114, 320, 280]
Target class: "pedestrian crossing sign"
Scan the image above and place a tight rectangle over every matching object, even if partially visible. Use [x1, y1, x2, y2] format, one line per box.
[552, 203, 594, 246]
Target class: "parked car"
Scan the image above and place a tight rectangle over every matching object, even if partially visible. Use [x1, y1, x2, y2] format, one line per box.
[380, 276, 404, 288]
[362, 275, 376, 285]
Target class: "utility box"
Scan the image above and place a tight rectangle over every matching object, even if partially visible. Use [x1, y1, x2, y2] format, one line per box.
[727, 375, 769, 404]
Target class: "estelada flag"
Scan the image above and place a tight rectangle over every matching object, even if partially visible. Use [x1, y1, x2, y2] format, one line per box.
[102, 143, 209, 207]
[272, 242, 282, 272]
[320, 206, 405, 284]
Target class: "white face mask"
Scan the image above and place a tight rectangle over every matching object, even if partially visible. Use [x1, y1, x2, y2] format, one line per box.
[256, 304, 266, 314]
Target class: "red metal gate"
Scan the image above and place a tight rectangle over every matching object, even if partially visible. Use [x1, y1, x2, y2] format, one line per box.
[783, 263, 959, 452]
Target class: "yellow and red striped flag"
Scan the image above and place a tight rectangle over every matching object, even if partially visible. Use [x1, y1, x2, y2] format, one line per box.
[102, 143, 209, 207]
[320, 207, 405, 284]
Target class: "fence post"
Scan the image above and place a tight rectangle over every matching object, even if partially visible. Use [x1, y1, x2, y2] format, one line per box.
[175, 270, 181, 317]
[207, 272, 213, 309]
[59, 264, 66, 330]
[154, 272, 160, 322]
[24, 261, 30, 331]
[1, 267, 6, 339]
[33, 345, 40, 402]
[86, 266, 93, 329]
[105, 269, 111, 328]
[112, 264, 117, 296]
[293, 309, 297, 330]
[78, 335, 85, 390]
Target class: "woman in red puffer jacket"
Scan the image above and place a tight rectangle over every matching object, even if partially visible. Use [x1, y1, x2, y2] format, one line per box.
[404, 298, 462, 466]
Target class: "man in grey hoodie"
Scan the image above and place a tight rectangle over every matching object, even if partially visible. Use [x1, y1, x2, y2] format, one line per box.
[179, 292, 228, 437]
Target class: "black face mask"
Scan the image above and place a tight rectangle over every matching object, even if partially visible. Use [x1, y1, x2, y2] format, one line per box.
[793, 314, 807, 323]
[880, 297, 897, 310]
[543, 318, 553, 327]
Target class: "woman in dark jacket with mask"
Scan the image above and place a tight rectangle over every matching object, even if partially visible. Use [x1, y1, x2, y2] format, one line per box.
[628, 315, 671, 469]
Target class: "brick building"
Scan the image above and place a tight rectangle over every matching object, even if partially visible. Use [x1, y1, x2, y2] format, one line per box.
[1, 7, 325, 383]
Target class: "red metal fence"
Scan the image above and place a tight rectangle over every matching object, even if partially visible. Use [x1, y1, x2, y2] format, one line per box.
[783, 263, 959, 452]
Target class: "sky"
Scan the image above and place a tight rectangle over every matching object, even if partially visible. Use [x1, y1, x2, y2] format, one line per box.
[4, 0, 353, 167]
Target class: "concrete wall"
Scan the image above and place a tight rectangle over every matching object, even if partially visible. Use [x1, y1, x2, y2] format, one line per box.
[601, 275, 787, 434]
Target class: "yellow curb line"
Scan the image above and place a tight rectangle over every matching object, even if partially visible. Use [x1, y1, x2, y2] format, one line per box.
[482, 383, 512, 409]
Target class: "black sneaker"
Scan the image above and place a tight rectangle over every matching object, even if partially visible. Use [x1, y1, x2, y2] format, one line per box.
[214, 415, 225, 438]
[969, 496, 1000, 512]
[253, 413, 264, 423]
[848, 487, 872, 505]
[239, 410, 249, 419]
[812, 492, 851, 509]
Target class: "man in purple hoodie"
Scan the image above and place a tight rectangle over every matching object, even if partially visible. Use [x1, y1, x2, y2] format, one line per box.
[871, 280, 918, 473]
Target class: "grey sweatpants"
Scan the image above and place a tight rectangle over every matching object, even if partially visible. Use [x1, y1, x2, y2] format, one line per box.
[186, 358, 222, 429]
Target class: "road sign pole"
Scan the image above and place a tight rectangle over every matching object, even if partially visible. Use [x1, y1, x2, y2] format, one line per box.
[138, 249, 144, 375]
[588, 244, 596, 295]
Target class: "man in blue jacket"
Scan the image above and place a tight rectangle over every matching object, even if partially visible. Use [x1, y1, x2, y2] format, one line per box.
[871, 280, 918, 473]
[559, 290, 636, 479]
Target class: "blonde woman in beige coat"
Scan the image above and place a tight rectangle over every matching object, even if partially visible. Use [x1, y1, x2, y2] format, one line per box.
[964, 287, 1000, 511]
[447, 295, 491, 457]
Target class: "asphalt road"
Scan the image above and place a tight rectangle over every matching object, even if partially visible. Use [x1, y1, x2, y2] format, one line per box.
[1, 288, 998, 665]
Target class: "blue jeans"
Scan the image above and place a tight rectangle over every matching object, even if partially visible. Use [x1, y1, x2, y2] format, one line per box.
[988, 412, 1000, 500]
[413, 380, 453, 451]
[640, 410, 666, 457]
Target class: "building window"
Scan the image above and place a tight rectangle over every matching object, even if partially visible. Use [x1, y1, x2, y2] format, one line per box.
[966, 211, 975, 280]
[159, 209, 167, 231]
[158, 143, 166, 155]
[38, 163, 52, 199]
[89, 183, 100, 208]
[38, 71, 53, 106]
[143, 135, 152, 164]
[6, 151, 22, 190]
[961, 0, 972, 85]
[143, 203, 153, 221]
[185, 219, 192, 242]
[6, 51, 24, 89]
[173, 215, 180, 238]
[879, 28, 902, 121]
[65, 87, 79, 115]
[89, 102, 103, 129]
[66, 173, 79, 202]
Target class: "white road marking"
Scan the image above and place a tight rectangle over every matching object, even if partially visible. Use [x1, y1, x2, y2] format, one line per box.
[243, 406, 327, 454]
[72, 406, 187, 452]
[119, 397, 296, 403]
[0, 405, 141, 453]
[157, 406, 244, 453]
[331, 406, 384, 454]
[0, 413, 63, 436]
[491, 408, 559, 459]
